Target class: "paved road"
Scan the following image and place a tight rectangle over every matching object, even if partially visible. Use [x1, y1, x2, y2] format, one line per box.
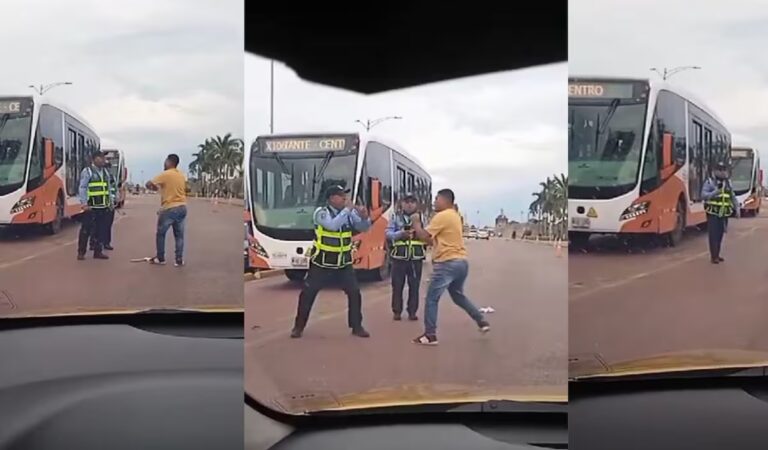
[570, 211, 768, 372]
[0, 194, 243, 317]
[245, 238, 567, 414]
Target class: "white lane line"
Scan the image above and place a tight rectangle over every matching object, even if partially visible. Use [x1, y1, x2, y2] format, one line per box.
[0, 214, 126, 270]
[570, 225, 760, 301]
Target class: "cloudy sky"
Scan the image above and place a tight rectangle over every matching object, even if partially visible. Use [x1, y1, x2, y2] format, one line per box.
[2, 0, 243, 183]
[245, 56, 566, 227]
[570, 0, 768, 162]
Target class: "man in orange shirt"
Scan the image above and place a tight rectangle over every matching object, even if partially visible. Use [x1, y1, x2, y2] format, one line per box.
[145, 154, 188, 266]
[410, 189, 490, 345]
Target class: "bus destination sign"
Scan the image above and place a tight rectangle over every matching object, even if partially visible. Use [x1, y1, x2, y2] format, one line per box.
[261, 136, 351, 153]
[0, 100, 25, 114]
[569, 82, 636, 99]
[732, 149, 752, 159]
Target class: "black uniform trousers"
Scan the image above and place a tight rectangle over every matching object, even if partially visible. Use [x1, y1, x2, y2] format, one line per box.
[78, 208, 109, 255]
[90, 208, 115, 248]
[391, 258, 423, 316]
[707, 213, 727, 260]
[294, 263, 362, 330]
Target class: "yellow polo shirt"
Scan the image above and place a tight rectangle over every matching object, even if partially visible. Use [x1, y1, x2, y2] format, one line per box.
[151, 168, 187, 210]
[426, 208, 467, 262]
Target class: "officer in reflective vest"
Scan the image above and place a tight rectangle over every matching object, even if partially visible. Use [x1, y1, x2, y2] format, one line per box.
[385, 193, 426, 321]
[90, 162, 116, 251]
[702, 161, 738, 264]
[291, 185, 372, 338]
[77, 151, 111, 260]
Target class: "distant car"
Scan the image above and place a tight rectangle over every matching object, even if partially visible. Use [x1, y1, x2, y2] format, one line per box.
[477, 230, 490, 240]
[467, 231, 478, 239]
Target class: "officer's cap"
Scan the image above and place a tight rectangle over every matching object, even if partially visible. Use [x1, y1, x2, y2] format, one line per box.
[325, 185, 350, 199]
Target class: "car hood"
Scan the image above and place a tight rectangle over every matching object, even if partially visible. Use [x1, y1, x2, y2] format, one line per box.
[570, 348, 768, 380]
[0, 305, 243, 320]
[267, 383, 567, 414]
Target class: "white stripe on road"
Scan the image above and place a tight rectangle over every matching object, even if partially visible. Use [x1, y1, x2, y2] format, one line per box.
[570, 225, 759, 301]
[0, 214, 126, 270]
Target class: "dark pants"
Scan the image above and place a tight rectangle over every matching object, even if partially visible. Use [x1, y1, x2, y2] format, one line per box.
[391, 259, 423, 316]
[78, 209, 109, 255]
[294, 264, 363, 331]
[91, 208, 115, 248]
[156, 205, 187, 263]
[707, 214, 727, 260]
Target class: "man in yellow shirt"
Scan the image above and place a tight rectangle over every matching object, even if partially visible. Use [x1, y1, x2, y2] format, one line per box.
[410, 189, 490, 345]
[145, 154, 188, 266]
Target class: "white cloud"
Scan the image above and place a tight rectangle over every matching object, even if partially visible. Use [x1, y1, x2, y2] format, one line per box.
[1, 0, 243, 180]
[570, 0, 768, 151]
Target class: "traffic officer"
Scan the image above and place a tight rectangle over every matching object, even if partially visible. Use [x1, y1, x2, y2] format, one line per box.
[90, 162, 116, 251]
[291, 185, 372, 338]
[77, 151, 111, 260]
[702, 161, 739, 264]
[385, 193, 426, 321]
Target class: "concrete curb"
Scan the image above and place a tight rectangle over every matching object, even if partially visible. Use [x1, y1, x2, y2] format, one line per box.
[244, 269, 285, 282]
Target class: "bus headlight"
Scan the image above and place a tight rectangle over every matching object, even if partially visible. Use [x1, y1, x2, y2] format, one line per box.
[249, 239, 269, 258]
[620, 201, 650, 221]
[10, 197, 35, 214]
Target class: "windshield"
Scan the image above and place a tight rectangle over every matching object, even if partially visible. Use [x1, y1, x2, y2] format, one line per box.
[569, 102, 647, 199]
[250, 151, 357, 231]
[0, 111, 32, 194]
[730, 157, 754, 194]
[244, 56, 568, 415]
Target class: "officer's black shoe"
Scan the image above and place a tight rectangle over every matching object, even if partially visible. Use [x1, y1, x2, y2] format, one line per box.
[408, 314, 418, 321]
[103, 245, 114, 251]
[94, 253, 109, 260]
[77, 254, 85, 261]
[711, 258, 720, 264]
[718, 257, 725, 262]
[351, 327, 370, 338]
[393, 314, 402, 321]
[290, 328, 303, 338]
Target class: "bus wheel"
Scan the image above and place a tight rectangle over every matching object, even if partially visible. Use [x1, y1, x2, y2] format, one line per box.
[284, 269, 307, 283]
[569, 232, 590, 248]
[44, 193, 64, 235]
[666, 199, 686, 247]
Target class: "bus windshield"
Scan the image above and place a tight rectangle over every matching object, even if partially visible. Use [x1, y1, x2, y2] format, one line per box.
[250, 151, 358, 230]
[731, 156, 754, 194]
[568, 101, 647, 199]
[0, 112, 32, 194]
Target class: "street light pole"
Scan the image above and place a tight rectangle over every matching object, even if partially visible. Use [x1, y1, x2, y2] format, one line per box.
[650, 66, 701, 81]
[355, 116, 402, 131]
[28, 81, 73, 95]
[269, 60, 274, 134]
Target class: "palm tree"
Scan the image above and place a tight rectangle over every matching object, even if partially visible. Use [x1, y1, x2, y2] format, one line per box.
[189, 133, 244, 197]
[529, 173, 568, 240]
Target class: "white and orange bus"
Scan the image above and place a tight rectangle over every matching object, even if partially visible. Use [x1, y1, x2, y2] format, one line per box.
[103, 149, 128, 208]
[568, 77, 732, 246]
[0, 96, 100, 234]
[730, 146, 762, 217]
[245, 133, 432, 282]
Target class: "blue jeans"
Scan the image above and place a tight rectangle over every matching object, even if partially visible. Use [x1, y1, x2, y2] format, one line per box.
[156, 205, 187, 262]
[423, 259, 485, 336]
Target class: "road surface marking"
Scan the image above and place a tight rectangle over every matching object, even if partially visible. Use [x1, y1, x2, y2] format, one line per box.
[570, 225, 759, 301]
[247, 287, 393, 348]
[0, 214, 126, 270]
